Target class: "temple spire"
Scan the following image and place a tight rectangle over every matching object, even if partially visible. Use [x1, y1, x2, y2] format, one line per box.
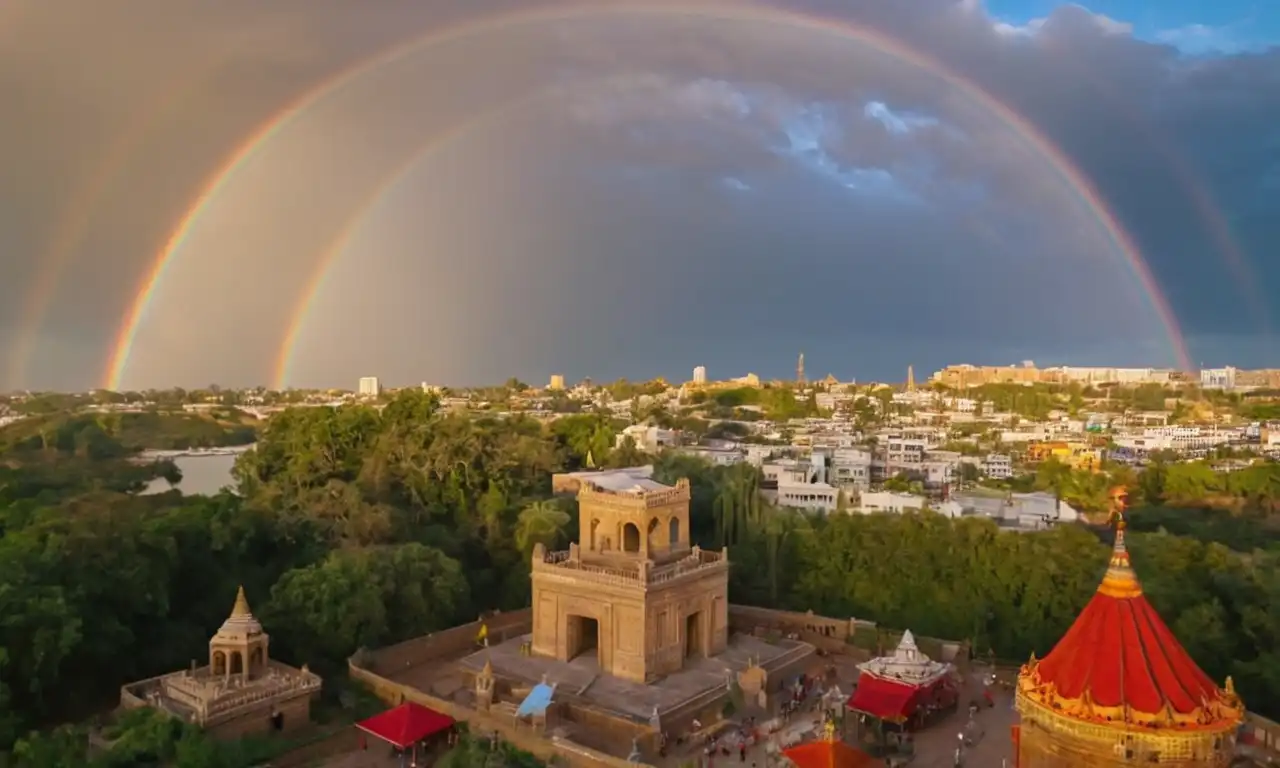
[1098, 487, 1141, 598]
[231, 585, 252, 617]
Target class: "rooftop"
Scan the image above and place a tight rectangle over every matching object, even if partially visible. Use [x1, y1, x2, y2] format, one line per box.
[1016, 496, 1244, 731]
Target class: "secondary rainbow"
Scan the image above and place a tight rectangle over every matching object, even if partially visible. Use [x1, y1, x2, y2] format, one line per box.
[104, 2, 1193, 390]
[271, 82, 588, 390]
[6, 53, 230, 390]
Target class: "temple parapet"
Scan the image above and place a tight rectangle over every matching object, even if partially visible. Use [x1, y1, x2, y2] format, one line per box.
[532, 543, 728, 589]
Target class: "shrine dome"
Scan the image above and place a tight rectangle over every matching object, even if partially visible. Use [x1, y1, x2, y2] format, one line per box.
[1015, 491, 1244, 764]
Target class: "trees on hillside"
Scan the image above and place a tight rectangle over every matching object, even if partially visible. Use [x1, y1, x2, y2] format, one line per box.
[0, 389, 1278, 764]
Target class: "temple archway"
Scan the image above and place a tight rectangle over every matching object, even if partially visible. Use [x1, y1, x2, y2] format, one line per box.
[622, 523, 640, 553]
[669, 517, 680, 547]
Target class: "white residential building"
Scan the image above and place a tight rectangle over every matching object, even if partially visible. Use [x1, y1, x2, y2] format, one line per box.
[743, 444, 777, 466]
[856, 491, 928, 515]
[762, 459, 817, 484]
[776, 481, 839, 513]
[983, 454, 1013, 479]
[681, 446, 743, 466]
[1200, 367, 1237, 390]
[829, 447, 873, 489]
[692, 366, 707, 384]
[615, 424, 676, 452]
[358, 377, 381, 396]
[952, 491, 1079, 529]
[1113, 426, 1233, 453]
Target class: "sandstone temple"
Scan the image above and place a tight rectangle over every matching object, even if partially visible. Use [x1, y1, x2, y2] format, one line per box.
[455, 467, 815, 731]
[530, 471, 728, 682]
[1014, 489, 1245, 765]
[120, 586, 322, 739]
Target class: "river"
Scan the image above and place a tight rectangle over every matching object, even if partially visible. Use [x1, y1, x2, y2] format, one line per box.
[140, 451, 244, 496]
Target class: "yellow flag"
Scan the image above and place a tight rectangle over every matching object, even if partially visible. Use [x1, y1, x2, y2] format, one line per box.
[476, 624, 489, 642]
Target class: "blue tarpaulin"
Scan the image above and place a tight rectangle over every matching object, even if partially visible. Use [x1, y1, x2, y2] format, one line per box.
[516, 682, 556, 718]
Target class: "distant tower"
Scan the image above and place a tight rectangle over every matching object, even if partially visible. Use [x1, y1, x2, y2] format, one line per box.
[692, 366, 707, 385]
[906, 365, 915, 392]
[797, 352, 806, 385]
[548, 374, 565, 390]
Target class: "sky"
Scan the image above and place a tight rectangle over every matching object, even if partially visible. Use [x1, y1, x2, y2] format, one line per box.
[0, 0, 1276, 391]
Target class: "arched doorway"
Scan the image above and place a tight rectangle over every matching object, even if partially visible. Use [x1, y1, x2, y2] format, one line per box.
[669, 517, 680, 547]
[622, 523, 640, 553]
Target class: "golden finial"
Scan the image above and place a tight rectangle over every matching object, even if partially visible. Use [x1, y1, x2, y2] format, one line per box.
[231, 585, 251, 617]
[822, 718, 837, 742]
[1224, 676, 1235, 695]
[1097, 487, 1143, 598]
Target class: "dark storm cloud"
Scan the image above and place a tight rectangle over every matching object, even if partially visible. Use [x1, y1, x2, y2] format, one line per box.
[0, 0, 1276, 389]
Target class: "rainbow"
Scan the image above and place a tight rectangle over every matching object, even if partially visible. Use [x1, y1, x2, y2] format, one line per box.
[271, 83, 580, 389]
[103, 2, 1193, 390]
[6, 53, 230, 389]
[1040, 46, 1267, 333]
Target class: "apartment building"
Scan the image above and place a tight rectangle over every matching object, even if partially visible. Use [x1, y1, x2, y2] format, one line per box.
[983, 454, 1013, 479]
[1200, 367, 1237, 390]
[615, 424, 676, 452]
[829, 447, 873, 489]
[856, 491, 930, 515]
[776, 481, 840, 513]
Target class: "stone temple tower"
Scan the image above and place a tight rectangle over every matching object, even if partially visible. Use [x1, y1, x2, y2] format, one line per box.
[529, 470, 729, 683]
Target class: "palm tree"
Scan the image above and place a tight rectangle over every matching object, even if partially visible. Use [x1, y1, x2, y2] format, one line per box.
[514, 500, 571, 556]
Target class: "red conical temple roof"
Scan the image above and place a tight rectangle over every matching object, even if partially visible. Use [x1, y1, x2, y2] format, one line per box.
[1016, 494, 1243, 730]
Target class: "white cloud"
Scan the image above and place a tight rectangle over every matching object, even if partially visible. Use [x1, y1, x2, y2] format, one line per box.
[863, 101, 938, 135]
[1156, 24, 1253, 55]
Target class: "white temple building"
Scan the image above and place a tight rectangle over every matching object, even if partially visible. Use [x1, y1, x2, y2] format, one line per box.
[857, 630, 952, 687]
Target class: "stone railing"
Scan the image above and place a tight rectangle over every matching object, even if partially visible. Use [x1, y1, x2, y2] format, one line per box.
[578, 479, 691, 511]
[534, 545, 728, 589]
[156, 664, 322, 724]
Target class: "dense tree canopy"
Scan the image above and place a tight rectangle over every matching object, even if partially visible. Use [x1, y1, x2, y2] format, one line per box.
[1, 388, 1278, 765]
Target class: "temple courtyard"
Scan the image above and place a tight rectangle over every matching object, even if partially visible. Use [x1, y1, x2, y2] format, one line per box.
[459, 632, 813, 722]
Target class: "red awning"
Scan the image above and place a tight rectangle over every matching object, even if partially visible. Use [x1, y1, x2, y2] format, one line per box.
[846, 675, 919, 721]
[783, 739, 877, 768]
[356, 702, 455, 749]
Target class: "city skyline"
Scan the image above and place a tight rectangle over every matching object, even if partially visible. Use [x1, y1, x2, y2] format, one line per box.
[1, 0, 1276, 392]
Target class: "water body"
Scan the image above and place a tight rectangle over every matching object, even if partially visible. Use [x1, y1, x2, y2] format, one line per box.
[140, 452, 242, 496]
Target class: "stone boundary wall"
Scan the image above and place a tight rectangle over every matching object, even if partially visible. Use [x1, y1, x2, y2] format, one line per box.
[726, 605, 967, 667]
[362, 610, 532, 675]
[348, 660, 652, 768]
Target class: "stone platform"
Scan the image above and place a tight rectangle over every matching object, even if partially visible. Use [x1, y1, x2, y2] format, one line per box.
[460, 633, 813, 722]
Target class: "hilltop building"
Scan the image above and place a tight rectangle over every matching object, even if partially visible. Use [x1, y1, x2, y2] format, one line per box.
[357, 377, 381, 396]
[529, 473, 728, 682]
[692, 366, 707, 385]
[548, 374, 565, 390]
[459, 467, 814, 730]
[1014, 490, 1244, 765]
[120, 587, 322, 739]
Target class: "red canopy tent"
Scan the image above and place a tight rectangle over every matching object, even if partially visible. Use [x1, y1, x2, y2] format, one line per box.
[846, 675, 919, 723]
[357, 702, 455, 750]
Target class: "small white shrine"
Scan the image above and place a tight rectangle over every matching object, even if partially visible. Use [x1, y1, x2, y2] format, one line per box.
[857, 630, 951, 687]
